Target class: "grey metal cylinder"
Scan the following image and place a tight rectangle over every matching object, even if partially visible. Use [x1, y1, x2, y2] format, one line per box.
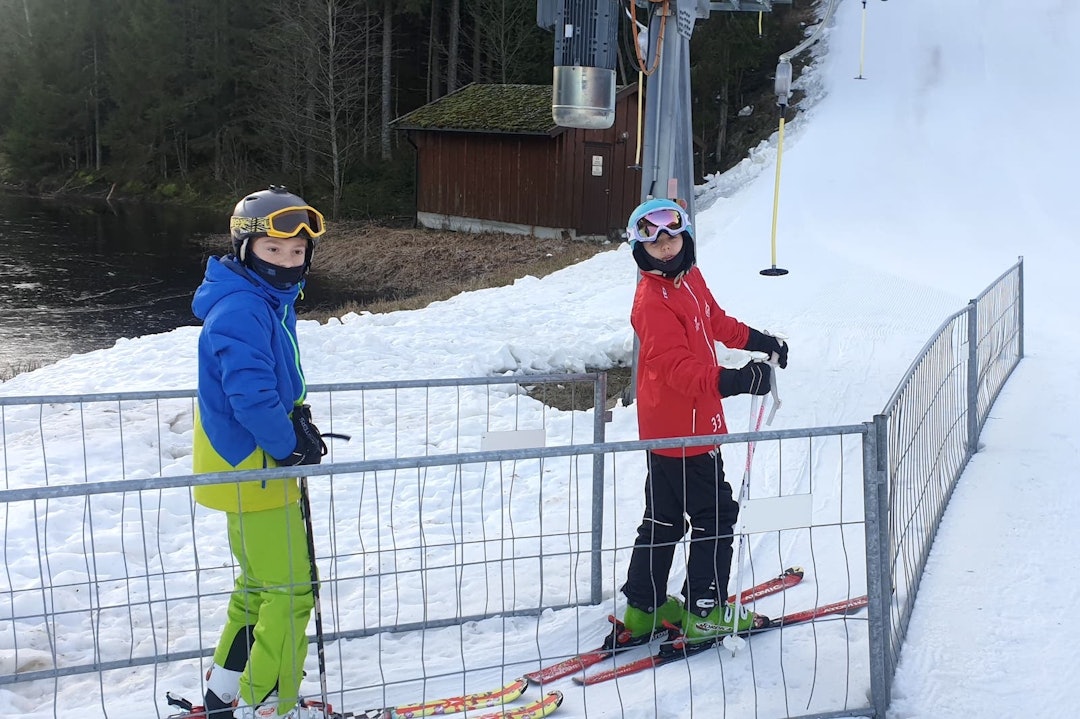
[552, 65, 616, 129]
[549, 0, 619, 129]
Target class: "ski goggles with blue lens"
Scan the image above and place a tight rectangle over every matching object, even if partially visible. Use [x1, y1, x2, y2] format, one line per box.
[630, 207, 690, 243]
[230, 206, 326, 239]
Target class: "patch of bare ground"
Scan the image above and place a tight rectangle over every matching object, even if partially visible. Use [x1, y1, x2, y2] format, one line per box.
[302, 221, 630, 409]
[523, 366, 633, 412]
[306, 221, 614, 318]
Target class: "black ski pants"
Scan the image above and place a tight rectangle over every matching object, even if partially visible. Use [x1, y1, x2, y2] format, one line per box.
[621, 450, 740, 614]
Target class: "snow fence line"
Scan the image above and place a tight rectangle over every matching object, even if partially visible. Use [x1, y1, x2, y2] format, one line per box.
[0, 258, 1023, 719]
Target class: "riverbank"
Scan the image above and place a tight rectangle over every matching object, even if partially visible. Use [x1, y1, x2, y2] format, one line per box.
[0, 221, 615, 383]
[0, 184, 617, 381]
[5, 222, 628, 402]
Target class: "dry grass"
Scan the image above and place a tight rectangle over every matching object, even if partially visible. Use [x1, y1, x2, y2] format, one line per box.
[306, 221, 633, 408]
[1, 360, 49, 382]
[194, 221, 616, 319]
[305, 220, 615, 319]
[528, 366, 634, 411]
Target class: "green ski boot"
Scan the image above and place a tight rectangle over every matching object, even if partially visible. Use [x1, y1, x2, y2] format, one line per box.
[618, 596, 684, 644]
[683, 602, 761, 644]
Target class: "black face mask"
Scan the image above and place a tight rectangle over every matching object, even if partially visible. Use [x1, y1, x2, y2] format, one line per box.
[247, 253, 306, 290]
[644, 245, 687, 276]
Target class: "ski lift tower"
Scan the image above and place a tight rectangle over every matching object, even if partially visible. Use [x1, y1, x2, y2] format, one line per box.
[537, 0, 792, 217]
[538, 0, 792, 401]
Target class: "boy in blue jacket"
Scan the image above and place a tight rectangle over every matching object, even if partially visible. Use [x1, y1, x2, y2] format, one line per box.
[191, 187, 327, 719]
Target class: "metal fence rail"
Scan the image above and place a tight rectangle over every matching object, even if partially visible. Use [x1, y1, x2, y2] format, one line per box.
[870, 258, 1024, 708]
[0, 375, 608, 681]
[972, 261, 1024, 434]
[0, 260, 1025, 718]
[2, 424, 874, 719]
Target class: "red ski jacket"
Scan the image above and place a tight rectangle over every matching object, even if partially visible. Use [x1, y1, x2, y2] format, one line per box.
[631, 266, 751, 457]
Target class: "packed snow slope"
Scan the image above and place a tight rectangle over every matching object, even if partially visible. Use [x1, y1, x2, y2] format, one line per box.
[2, 0, 1078, 718]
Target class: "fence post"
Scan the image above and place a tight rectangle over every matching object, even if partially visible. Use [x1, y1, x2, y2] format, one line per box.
[1017, 256, 1025, 359]
[591, 372, 608, 604]
[863, 415, 892, 716]
[966, 300, 980, 454]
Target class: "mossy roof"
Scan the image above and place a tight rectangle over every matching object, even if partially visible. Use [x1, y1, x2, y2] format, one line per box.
[391, 84, 560, 135]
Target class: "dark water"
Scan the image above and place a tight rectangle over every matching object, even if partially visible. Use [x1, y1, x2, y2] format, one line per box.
[0, 194, 351, 373]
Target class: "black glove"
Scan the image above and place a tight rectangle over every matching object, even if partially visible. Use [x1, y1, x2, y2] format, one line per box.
[718, 362, 772, 398]
[274, 405, 327, 467]
[745, 328, 788, 369]
[293, 404, 326, 450]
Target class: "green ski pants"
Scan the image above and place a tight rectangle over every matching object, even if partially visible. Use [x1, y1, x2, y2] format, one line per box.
[213, 503, 315, 715]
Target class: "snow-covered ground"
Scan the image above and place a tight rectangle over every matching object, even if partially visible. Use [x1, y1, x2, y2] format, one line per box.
[2, 0, 1078, 717]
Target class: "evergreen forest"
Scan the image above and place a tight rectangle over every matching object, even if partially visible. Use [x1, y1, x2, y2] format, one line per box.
[0, 0, 811, 219]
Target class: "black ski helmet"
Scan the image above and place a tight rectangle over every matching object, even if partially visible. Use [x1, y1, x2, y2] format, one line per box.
[229, 186, 325, 272]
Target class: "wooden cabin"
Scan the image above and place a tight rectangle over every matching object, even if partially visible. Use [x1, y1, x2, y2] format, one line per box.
[391, 83, 643, 241]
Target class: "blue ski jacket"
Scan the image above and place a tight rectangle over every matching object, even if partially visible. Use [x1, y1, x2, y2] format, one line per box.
[191, 255, 307, 511]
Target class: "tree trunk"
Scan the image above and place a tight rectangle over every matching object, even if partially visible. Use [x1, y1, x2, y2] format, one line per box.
[471, 15, 482, 82]
[92, 31, 101, 171]
[363, 10, 372, 159]
[715, 75, 729, 171]
[381, 0, 392, 161]
[21, 0, 32, 41]
[326, 0, 342, 218]
[428, 0, 441, 102]
[447, 0, 460, 92]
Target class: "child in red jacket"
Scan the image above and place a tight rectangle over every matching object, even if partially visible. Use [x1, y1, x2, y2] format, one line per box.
[619, 198, 788, 645]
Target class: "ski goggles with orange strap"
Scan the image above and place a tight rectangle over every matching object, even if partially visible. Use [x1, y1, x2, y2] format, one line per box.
[230, 206, 326, 239]
[629, 206, 690, 243]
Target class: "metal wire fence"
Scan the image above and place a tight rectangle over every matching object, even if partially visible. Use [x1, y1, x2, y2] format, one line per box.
[867, 258, 1024, 708]
[0, 375, 607, 679]
[0, 260, 1023, 718]
[2, 424, 872, 719]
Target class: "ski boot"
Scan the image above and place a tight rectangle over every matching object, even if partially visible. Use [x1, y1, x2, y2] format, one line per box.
[683, 601, 768, 644]
[606, 596, 684, 649]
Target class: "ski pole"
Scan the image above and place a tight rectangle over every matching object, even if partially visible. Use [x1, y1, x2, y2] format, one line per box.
[766, 368, 782, 426]
[297, 431, 349, 713]
[747, 342, 785, 426]
[298, 477, 329, 713]
[723, 369, 772, 654]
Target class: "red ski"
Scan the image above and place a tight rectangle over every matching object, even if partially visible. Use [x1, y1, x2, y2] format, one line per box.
[573, 594, 869, 686]
[523, 566, 804, 685]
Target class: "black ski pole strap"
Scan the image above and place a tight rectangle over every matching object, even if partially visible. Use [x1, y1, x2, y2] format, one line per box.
[321, 432, 351, 441]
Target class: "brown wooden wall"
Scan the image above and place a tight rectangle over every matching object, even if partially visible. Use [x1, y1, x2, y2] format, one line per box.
[410, 85, 642, 239]
[413, 132, 561, 228]
[555, 87, 643, 237]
